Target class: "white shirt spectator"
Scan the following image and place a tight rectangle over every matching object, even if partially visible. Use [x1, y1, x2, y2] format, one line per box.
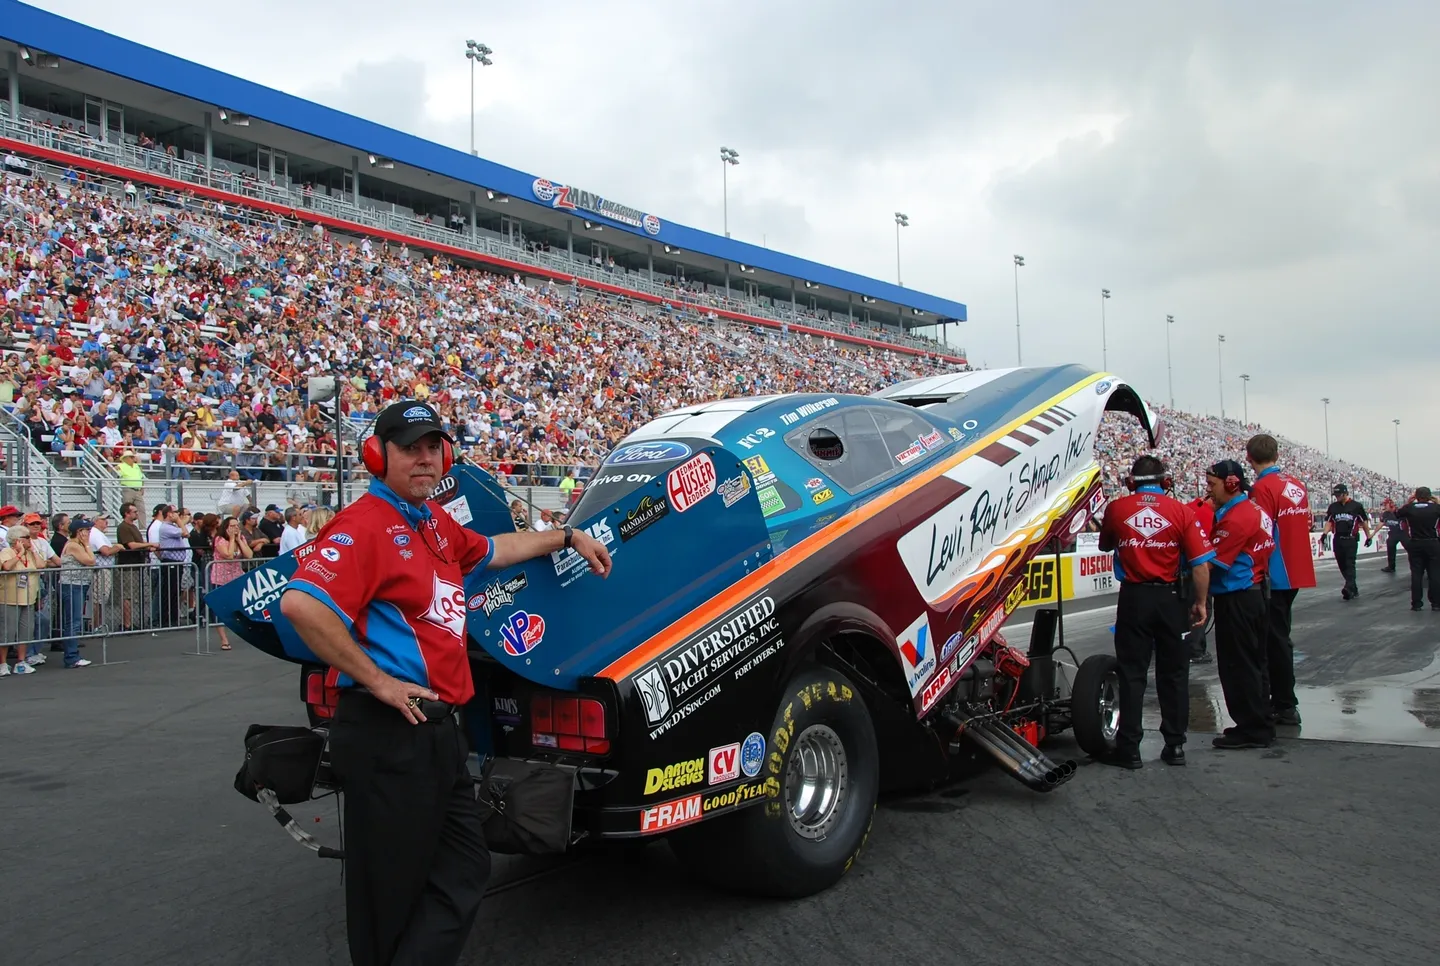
[89, 526, 116, 567]
[279, 523, 308, 555]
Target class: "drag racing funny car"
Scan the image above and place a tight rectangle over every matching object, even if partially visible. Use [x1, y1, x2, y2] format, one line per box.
[211, 365, 1162, 898]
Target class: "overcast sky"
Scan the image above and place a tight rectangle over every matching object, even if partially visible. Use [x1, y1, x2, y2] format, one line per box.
[32, 0, 1440, 485]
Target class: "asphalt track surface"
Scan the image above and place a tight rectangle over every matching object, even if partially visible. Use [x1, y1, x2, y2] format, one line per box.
[3, 554, 1437, 966]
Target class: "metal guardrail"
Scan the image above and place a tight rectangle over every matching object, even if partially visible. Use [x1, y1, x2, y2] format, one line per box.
[0, 560, 203, 668]
[0, 113, 963, 359]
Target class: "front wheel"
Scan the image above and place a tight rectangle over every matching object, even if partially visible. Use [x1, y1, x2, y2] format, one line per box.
[671, 664, 878, 898]
[1071, 653, 1121, 758]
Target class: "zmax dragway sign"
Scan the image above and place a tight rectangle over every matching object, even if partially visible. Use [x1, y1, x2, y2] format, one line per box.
[532, 179, 662, 236]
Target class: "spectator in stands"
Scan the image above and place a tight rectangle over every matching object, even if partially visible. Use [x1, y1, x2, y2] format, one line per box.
[209, 515, 253, 651]
[239, 510, 272, 557]
[279, 506, 307, 554]
[509, 499, 529, 531]
[58, 517, 97, 669]
[114, 502, 155, 631]
[88, 514, 120, 629]
[0, 524, 41, 676]
[49, 513, 69, 558]
[256, 505, 285, 557]
[151, 505, 190, 627]
[0, 506, 20, 550]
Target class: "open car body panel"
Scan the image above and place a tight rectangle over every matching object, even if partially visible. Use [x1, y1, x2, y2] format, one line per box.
[211, 366, 1158, 839]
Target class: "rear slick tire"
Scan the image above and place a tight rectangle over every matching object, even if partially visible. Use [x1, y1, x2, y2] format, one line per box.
[670, 664, 878, 898]
[1071, 653, 1122, 758]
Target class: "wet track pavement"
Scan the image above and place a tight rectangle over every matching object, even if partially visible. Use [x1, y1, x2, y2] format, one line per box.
[2, 554, 1437, 965]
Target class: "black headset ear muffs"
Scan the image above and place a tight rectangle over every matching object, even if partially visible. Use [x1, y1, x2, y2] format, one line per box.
[361, 435, 455, 478]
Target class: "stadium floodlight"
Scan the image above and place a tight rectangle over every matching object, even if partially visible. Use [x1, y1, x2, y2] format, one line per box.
[1217, 334, 1226, 419]
[1239, 373, 1251, 424]
[584, 220, 601, 231]
[465, 40, 495, 156]
[720, 147, 739, 238]
[738, 264, 755, 274]
[1165, 315, 1175, 408]
[1321, 397, 1331, 456]
[804, 281, 819, 289]
[484, 189, 508, 203]
[893, 212, 909, 287]
[1013, 255, 1025, 365]
[367, 155, 394, 169]
[217, 109, 250, 126]
[20, 47, 60, 68]
[1394, 418, 1401, 483]
[1100, 289, 1111, 370]
[861, 296, 877, 304]
[664, 245, 681, 254]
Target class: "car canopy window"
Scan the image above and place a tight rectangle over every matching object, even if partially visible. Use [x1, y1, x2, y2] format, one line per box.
[787, 408, 899, 494]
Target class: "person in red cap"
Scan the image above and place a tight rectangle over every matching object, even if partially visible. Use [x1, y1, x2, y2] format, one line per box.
[280, 400, 613, 966]
[0, 506, 22, 550]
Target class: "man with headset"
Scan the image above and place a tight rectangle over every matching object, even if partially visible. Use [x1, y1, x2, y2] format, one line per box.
[1096, 455, 1213, 768]
[280, 400, 612, 966]
[1204, 460, 1276, 750]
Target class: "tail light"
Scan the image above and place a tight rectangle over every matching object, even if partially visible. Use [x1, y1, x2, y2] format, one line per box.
[303, 667, 341, 720]
[531, 693, 609, 754]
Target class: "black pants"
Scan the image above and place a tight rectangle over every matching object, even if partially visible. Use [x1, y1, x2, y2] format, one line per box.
[1334, 536, 1359, 596]
[1186, 595, 1212, 658]
[1408, 540, 1440, 607]
[1112, 583, 1189, 751]
[1387, 534, 1403, 570]
[329, 693, 491, 966]
[1262, 588, 1299, 712]
[1213, 588, 1274, 743]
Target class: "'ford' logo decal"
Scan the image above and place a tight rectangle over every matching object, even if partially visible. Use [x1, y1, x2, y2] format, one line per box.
[608, 441, 692, 465]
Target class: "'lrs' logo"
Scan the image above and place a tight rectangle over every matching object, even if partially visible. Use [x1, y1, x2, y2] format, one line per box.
[1283, 481, 1305, 505]
[1126, 509, 1172, 538]
[419, 574, 467, 640]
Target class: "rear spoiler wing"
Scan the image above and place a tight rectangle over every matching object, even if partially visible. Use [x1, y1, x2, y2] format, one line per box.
[464, 446, 774, 690]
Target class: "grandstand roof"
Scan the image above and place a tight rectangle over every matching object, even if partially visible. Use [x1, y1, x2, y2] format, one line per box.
[0, 0, 969, 329]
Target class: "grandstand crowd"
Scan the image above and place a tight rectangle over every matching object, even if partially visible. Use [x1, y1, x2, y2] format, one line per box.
[0, 156, 1411, 672]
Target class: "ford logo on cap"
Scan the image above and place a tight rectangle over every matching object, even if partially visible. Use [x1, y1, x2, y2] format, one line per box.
[403, 406, 432, 420]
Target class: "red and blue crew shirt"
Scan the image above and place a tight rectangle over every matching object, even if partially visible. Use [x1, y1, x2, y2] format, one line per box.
[286, 479, 496, 705]
[1208, 494, 1275, 595]
[1249, 467, 1317, 591]
[1099, 485, 1215, 583]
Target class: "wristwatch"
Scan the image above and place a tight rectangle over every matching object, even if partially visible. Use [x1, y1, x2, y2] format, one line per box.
[563, 524, 574, 549]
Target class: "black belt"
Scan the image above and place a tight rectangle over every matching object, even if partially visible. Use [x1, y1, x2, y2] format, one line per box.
[1123, 579, 1177, 587]
[336, 689, 458, 723]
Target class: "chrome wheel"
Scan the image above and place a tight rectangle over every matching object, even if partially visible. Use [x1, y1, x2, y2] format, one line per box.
[785, 723, 848, 841]
[1099, 671, 1120, 741]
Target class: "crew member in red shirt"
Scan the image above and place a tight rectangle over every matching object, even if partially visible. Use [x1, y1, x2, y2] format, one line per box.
[1204, 460, 1276, 750]
[1245, 433, 1316, 727]
[1185, 494, 1217, 664]
[1097, 456, 1213, 768]
[280, 400, 611, 966]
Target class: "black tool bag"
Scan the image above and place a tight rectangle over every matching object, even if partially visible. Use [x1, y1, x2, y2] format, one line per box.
[234, 724, 327, 806]
[475, 758, 575, 856]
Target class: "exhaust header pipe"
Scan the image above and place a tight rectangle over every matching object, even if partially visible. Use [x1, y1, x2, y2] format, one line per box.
[943, 711, 1077, 794]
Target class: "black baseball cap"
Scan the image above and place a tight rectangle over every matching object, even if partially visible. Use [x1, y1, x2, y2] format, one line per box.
[374, 400, 453, 447]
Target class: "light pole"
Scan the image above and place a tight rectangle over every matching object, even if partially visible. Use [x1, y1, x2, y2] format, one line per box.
[1321, 397, 1331, 456]
[1217, 334, 1226, 418]
[1100, 289, 1111, 370]
[1239, 374, 1250, 424]
[1165, 315, 1175, 409]
[1393, 419, 1401, 483]
[720, 146, 739, 237]
[1013, 254, 1025, 365]
[464, 40, 493, 157]
[894, 212, 909, 286]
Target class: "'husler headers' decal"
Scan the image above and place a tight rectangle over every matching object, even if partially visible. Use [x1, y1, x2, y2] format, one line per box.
[895, 394, 1098, 605]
